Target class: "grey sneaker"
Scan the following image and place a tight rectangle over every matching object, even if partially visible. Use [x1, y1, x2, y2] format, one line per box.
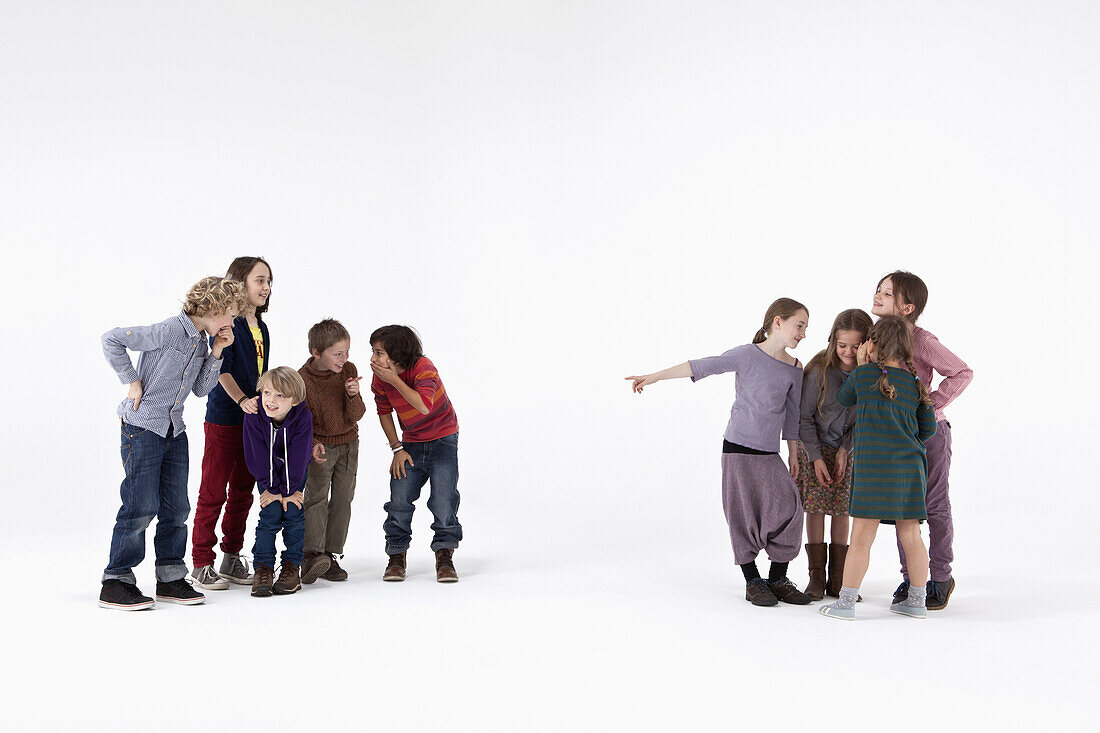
[890, 602, 928, 619]
[217, 553, 254, 585]
[190, 564, 229, 590]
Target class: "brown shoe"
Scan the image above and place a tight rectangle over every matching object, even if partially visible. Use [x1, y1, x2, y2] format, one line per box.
[383, 552, 406, 582]
[826, 543, 849, 598]
[322, 554, 349, 582]
[804, 543, 827, 600]
[251, 565, 275, 597]
[435, 548, 458, 583]
[301, 552, 332, 585]
[272, 563, 301, 595]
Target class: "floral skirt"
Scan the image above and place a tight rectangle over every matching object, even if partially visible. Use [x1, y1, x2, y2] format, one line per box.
[795, 443, 851, 516]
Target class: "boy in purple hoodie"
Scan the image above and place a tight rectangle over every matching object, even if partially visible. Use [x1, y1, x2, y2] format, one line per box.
[243, 367, 313, 597]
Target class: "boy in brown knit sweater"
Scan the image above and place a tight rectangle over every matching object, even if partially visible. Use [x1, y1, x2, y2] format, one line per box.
[298, 319, 367, 583]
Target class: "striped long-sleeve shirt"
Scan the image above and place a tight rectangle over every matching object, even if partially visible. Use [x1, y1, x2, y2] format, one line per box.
[911, 326, 973, 422]
[372, 356, 459, 443]
[101, 311, 224, 437]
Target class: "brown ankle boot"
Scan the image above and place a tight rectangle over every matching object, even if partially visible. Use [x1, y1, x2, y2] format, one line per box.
[301, 552, 332, 585]
[804, 543, 827, 600]
[272, 563, 301, 595]
[435, 549, 458, 583]
[826, 543, 848, 598]
[383, 552, 406, 582]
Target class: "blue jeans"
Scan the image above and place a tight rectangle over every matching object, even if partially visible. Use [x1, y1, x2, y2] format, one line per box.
[103, 423, 190, 583]
[384, 433, 462, 554]
[253, 493, 305, 569]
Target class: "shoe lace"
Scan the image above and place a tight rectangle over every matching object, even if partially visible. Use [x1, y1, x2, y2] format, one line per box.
[231, 553, 253, 576]
[329, 553, 343, 570]
[437, 552, 455, 571]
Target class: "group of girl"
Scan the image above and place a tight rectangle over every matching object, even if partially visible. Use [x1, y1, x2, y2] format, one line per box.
[626, 270, 971, 620]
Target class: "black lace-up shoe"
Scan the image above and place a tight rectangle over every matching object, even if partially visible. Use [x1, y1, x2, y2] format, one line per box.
[745, 577, 778, 606]
[156, 578, 206, 605]
[99, 580, 154, 611]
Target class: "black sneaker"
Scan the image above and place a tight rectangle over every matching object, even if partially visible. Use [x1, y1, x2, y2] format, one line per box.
[926, 578, 956, 611]
[892, 581, 910, 606]
[745, 577, 778, 607]
[99, 580, 154, 611]
[156, 578, 206, 605]
[767, 577, 813, 605]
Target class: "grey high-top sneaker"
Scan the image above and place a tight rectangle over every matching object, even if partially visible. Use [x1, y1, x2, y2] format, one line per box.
[190, 564, 229, 590]
[217, 553, 254, 585]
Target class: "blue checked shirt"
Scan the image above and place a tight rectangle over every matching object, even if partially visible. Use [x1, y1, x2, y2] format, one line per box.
[102, 311, 224, 437]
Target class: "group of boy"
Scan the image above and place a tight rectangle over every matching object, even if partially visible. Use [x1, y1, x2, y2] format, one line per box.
[98, 276, 463, 610]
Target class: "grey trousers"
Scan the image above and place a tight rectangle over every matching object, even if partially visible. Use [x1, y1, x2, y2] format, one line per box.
[303, 439, 359, 555]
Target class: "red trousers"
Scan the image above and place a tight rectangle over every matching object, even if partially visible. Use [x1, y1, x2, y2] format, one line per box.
[191, 422, 255, 567]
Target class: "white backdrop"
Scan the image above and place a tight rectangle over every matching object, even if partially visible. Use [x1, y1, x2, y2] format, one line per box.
[2, 2, 1097, 731]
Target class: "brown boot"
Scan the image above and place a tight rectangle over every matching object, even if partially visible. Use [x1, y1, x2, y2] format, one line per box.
[322, 554, 349, 582]
[826, 543, 848, 598]
[301, 552, 332, 585]
[272, 563, 301, 595]
[804, 543, 827, 600]
[383, 552, 406, 582]
[251, 565, 275, 597]
[435, 549, 458, 583]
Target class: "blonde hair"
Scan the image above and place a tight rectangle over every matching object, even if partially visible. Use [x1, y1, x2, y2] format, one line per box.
[183, 276, 247, 317]
[256, 366, 308, 404]
[869, 316, 933, 407]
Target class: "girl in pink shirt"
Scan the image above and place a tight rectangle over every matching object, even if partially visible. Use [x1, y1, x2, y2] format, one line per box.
[872, 271, 973, 611]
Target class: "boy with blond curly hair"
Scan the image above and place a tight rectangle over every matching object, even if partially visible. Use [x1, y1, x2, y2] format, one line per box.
[99, 276, 246, 610]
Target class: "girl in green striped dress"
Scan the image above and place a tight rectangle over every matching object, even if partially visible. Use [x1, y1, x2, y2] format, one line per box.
[819, 316, 937, 621]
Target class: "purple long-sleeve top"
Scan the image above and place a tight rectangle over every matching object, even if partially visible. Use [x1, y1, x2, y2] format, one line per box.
[689, 344, 803, 453]
[243, 402, 314, 496]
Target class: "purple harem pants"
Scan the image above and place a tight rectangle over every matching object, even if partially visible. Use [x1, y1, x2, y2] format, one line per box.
[721, 452, 804, 566]
[897, 420, 954, 583]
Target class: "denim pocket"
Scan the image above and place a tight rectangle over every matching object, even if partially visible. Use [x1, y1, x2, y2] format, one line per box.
[120, 423, 149, 440]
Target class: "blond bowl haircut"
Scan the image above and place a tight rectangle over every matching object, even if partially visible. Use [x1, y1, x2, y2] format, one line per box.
[183, 276, 248, 317]
[256, 366, 308, 404]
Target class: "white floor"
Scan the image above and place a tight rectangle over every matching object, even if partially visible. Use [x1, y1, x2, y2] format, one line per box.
[14, 526, 1094, 732]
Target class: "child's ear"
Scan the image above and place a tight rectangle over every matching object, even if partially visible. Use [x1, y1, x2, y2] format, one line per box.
[310, 348, 320, 359]
[901, 302, 915, 316]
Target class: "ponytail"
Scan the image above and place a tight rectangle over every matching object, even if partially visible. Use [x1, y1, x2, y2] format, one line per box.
[905, 359, 934, 407]
[875, 355, 897, 400]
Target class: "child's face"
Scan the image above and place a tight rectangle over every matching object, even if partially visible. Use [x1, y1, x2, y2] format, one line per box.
[200, 310, 238, 336]
[313, 339, 350, 373]
[370, 342, 400, 371]
[774, 309, 808, 350]
[872, 277, 913, 319]
[244, 262, 271, 310]
[835, 329, 863, 369]
[261, 386, 297, 423]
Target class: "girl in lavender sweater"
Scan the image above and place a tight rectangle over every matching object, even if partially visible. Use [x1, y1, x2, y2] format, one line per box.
[626, 298, 813, 607]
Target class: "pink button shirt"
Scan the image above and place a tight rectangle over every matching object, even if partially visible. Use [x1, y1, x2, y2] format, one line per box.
[911, 326, 973, 422]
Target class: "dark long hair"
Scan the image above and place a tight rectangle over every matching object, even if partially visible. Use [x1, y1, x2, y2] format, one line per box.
[877, 270, 927, 323]
[870, 315, 933, 406]
[226, 256, 273, 317]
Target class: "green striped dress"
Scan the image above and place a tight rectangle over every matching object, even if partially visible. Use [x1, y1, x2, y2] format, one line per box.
[837, 364, 938, 521]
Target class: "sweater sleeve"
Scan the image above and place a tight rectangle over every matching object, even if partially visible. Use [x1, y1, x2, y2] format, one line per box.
[837, 368, 858, 408]
[344, 363, 368, 422]
[782, 368, 802, 441]
[101, 320, 171, 384]
[372, 375, 393, 415]
[412, 360, 441, 412]
[799, 369, 824, 462]
[242, 416, 275, 494]
[689, 347, 745, 383]
[288, 412, 314, 493]
[917, 402, 938, 443]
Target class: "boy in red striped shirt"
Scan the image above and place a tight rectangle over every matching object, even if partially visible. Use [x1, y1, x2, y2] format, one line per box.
[369, 325, 462, 583]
